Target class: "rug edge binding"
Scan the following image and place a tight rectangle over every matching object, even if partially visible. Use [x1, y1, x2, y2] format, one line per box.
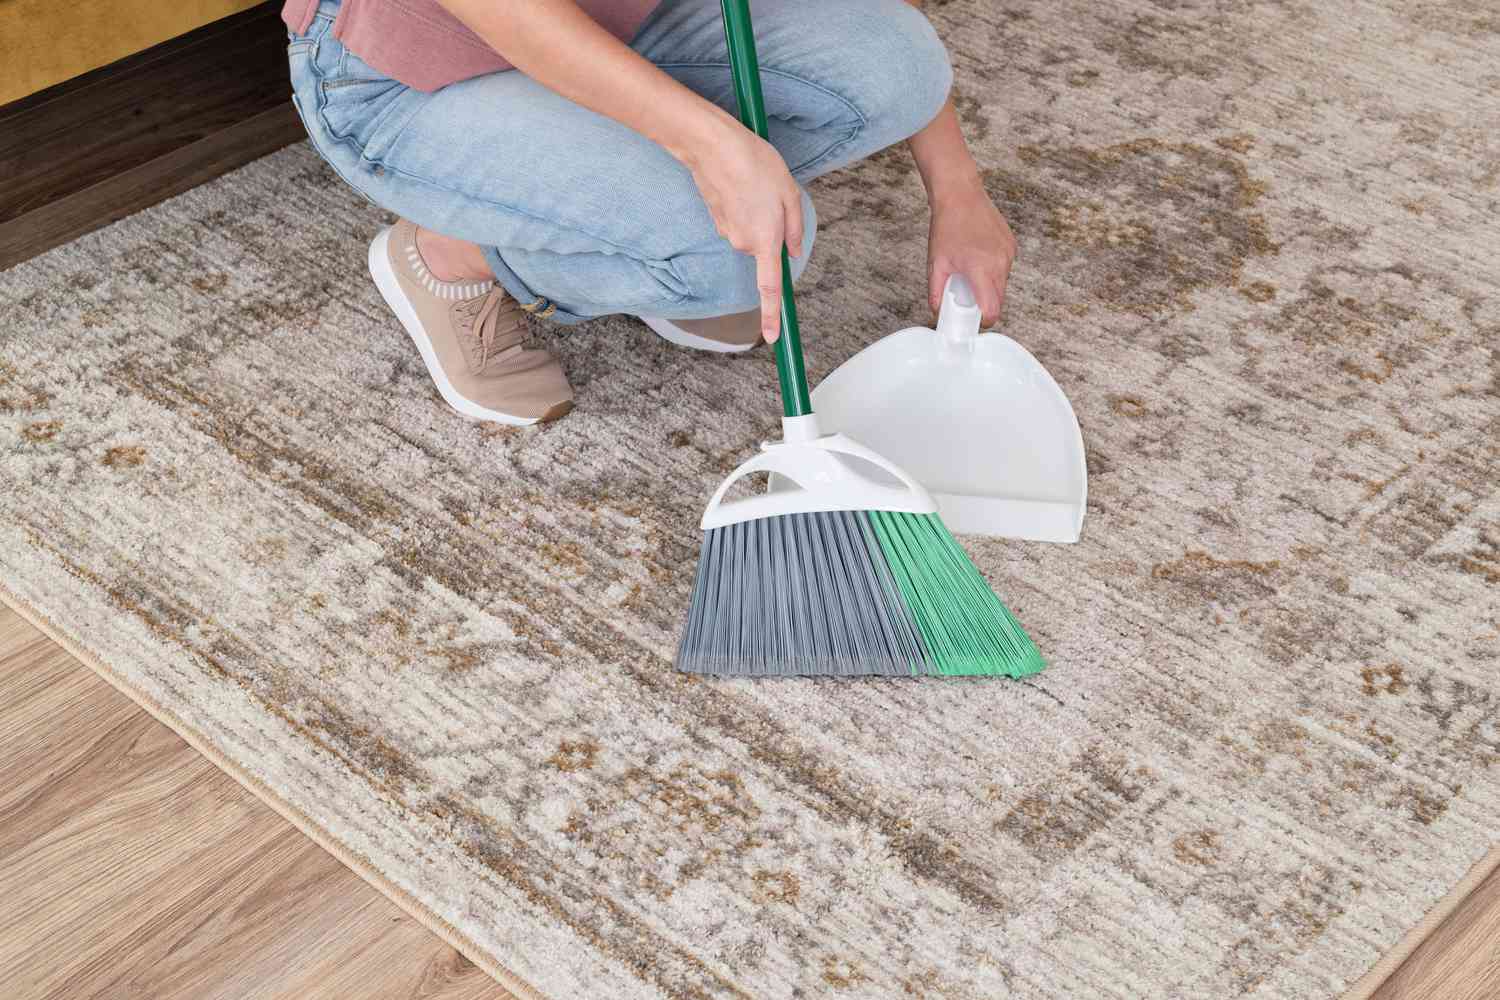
[0, 580, 550, 1000]
[6, 579, 1498, 1000]
[1337, 840, 1500, 999]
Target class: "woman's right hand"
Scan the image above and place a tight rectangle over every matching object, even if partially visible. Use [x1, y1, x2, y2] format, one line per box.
[681, 121, 804, 343]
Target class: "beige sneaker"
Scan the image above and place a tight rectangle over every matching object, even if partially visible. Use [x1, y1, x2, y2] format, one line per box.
[368, 220, 573, 425]
[638, 312, 762, 353]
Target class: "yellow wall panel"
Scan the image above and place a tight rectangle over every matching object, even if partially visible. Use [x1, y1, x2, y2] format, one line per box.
[0, 0, 266, 105]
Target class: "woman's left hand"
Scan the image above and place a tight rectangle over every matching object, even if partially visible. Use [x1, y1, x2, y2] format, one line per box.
[926, 178, 1017, 326]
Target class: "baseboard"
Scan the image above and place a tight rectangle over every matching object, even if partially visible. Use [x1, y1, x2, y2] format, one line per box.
[0, 1, 307, 270]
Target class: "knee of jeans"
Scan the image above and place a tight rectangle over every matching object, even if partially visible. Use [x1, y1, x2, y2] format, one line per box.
[676, 191, 818, 316]
[847, 2, 954, 142]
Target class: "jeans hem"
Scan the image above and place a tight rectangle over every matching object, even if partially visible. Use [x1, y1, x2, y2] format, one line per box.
[480, 247, 588, 325]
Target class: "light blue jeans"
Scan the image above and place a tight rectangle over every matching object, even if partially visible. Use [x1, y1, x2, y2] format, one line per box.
[288, 0, 952, 323]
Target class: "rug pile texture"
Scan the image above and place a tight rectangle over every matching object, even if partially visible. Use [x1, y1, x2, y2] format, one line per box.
[2, 1, 1498, 996]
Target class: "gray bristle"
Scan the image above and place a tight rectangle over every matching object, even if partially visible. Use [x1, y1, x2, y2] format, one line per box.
[676, 510, 931, 677]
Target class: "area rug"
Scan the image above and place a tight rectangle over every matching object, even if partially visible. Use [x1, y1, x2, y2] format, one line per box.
[3, 1, 1497, 997]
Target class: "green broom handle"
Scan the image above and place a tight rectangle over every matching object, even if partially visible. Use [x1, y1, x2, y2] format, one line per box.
[719, 0, 812, 418]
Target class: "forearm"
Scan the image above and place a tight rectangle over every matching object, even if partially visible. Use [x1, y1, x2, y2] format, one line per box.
[898, 0, 984, 206]
[909, 103, 984, 206]
[434, 0, 738, 168]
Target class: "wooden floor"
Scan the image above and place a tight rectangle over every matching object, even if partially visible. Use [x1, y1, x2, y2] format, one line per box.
[1368, 856, 1500, 1000]
[0, 605, 510, 1000]
[0, 599, 1494, 1000]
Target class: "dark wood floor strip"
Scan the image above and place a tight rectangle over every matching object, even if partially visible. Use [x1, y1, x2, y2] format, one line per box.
[0, 1, 306, 271]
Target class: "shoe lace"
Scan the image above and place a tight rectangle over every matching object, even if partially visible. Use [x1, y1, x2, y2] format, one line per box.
[457, 287, 527, 368]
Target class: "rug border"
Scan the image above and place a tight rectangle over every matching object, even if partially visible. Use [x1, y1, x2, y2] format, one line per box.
[1337, 842, 1500, 1000]
[0, 580, 550, 1000]
[6, 578, 1497, 1000]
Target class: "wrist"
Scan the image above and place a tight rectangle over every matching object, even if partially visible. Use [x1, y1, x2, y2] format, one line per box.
[925, 161, 987, 211]
[659, 102, 744, 169]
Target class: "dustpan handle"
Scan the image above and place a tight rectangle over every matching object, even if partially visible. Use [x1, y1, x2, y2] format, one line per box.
[720, 0, 812, 418]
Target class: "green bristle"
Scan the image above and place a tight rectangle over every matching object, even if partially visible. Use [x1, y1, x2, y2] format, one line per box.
[867, 510, 1045, 678]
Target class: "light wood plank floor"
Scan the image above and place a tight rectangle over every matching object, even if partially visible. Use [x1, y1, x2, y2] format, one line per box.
[1369, 855, 1500, 1000]
[0, 601, 1494, 999]
[0, 604, 510, 1000]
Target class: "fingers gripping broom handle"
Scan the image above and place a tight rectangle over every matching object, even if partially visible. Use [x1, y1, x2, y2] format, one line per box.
[720, 0, 812, 418]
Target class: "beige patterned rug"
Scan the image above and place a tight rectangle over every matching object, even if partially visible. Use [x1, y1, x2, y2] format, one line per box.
[3, 1, 1498, 997]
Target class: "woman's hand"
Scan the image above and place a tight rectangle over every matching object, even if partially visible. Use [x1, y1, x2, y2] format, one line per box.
[927, 176, 1017, 326]
[682, 121, 805, 343]
[906, 88, 1017, 326]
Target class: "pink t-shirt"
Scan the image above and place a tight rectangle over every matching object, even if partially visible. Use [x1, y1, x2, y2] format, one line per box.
[283, 0, 659, 92]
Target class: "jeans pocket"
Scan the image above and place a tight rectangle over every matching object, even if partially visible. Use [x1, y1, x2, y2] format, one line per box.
[315, 47, 413, 163]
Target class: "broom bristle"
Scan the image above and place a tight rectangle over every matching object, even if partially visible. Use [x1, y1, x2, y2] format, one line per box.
[676, 509, 1044, 678]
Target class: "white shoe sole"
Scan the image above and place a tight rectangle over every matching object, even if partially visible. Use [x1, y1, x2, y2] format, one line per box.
[638, 315, 758, 354]
[368, 227, 544, 426]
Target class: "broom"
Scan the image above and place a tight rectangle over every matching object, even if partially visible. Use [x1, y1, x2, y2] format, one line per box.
[676, 0, 1046, 678]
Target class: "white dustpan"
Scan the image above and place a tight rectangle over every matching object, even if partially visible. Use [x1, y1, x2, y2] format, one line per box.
[800, 275, 1086, 542]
